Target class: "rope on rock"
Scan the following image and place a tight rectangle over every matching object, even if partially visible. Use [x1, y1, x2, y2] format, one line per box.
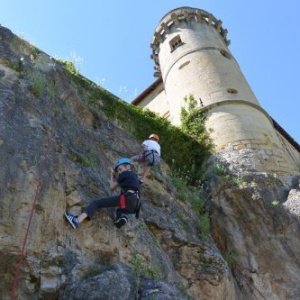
[10, 127, 55, 300]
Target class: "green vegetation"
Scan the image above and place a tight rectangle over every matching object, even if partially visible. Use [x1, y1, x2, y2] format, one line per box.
[68, 150, 99, 167]
[6, 60, 23, 72]
[180, 95, 210, 146]
[211, 163, 249, 187]
[62, 61, 214, 240]
[130, 253, 162, 287]
[59, 62, 213, 184]
[82, 86, 212, 184]
[211, 163, 228, 177]
[57, 59, 79, 76]
[171, 175, 205, 214]
[198, 213, 210, 240]
[29, 44, 41, 59]
[29, 71, 46, 97]
[223, 250, 237, 267]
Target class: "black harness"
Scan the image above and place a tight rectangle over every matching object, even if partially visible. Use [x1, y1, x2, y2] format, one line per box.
[144, 150, 158, 166]
[119, 190, 141, 219]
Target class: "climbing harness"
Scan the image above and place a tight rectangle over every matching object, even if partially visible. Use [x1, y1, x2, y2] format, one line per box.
[143, 150, 159, 166]
[118, 190, 141, 219]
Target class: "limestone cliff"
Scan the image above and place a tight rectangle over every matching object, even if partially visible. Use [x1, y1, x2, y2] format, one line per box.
[0, 25, 300, 300]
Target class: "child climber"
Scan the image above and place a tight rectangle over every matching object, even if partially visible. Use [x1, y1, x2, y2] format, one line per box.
[131, 133, 161, 182]
[64, 157, 141, 229]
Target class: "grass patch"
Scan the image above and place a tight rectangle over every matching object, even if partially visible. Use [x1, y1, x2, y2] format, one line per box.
[199, 213, 210, 240]
[171, 175, 206, 214]
[130, 253, 162, 288]
[223, 250, 237, 267]
[28, 71, 46, 97]
[68, 149, 99, 167]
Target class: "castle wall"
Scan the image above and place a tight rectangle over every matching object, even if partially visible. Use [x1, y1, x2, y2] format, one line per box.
[134, 84, 299, 173]
[133, 81, 170, 119]
[158, 22, 259, 126]
[276, 132, 300, 167]
[206, 102, 297, 172]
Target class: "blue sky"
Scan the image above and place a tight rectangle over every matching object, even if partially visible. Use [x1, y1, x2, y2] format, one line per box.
[2, 1, 300, 143]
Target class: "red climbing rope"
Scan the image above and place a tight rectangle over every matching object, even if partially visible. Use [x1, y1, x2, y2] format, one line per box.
[10, 129, 53, 300]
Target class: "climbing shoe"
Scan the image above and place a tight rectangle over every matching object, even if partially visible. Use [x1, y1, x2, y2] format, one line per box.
[114, 216, 128, 228]
[64, 212, 80, 229]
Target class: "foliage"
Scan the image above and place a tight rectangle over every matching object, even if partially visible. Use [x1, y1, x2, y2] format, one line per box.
[223, 250, 237, 267]
[181, 95, 210, 146]
[6, 60, 23, 72]
[28, 71, 46, 97]
[179, 94, 213, 181]
[198, 213, 210, 240]
[171, 175, 206, 214]
[80, 84, 212, 184]
[57, 59, 79, 76]
[68, 150, 99, 167]
[29, 44, 41, 59]
[212, 163, 228, 177]
[130, 253, 162, 288]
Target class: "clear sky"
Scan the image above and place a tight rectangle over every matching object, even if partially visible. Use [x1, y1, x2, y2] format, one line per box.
[2, 1, 300, 143]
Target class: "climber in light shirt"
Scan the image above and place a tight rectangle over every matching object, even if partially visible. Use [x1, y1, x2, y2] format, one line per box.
[131, 133, 161, 182]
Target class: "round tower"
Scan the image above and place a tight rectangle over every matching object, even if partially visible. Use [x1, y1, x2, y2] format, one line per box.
[151, 7, 298, 174]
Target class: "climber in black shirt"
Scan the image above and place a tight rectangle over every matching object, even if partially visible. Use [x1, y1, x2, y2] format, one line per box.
[64, 157, 141, 229]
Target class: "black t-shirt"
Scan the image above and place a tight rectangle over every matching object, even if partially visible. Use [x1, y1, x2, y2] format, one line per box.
[117, 170, 140, 192]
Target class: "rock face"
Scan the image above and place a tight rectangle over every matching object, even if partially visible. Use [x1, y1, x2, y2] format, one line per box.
[207, 155, 300, 299]
[0, 25, 300, 300]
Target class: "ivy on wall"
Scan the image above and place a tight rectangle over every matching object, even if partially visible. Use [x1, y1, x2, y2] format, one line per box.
[66, 70, 212, 184]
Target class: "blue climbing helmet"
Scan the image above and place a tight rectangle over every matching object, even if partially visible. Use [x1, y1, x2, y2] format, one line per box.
[114, 157, 131, 171]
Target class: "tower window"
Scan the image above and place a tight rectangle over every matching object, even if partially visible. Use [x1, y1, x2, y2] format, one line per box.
[169, 35, 183, 52]
[227, 88, 238, 94]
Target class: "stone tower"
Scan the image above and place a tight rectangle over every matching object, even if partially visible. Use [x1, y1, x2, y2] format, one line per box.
[149, 7, 299, 175]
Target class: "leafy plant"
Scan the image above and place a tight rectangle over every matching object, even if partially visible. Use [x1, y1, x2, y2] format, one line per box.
[212, 163, 228, 177]
[171, 175, 206, 214]
[29, 71, 46, 97]
[199, 213, 210, 240]
[56, 62, 213, 184]
[223, 250, 237, 267]
[57, 59, 79, 75]
[130, 253, 162, 288]
[181, 94, 210, 145]
[82, 86, 212, 184]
